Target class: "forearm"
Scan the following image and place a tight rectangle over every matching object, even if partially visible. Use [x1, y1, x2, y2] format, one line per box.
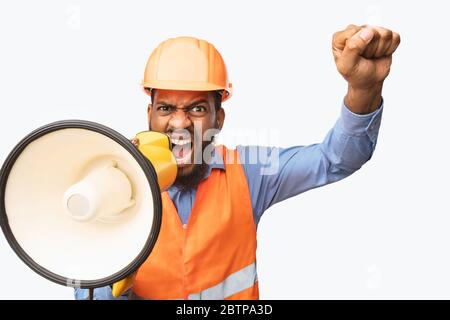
[241, 100, 383, 220]
[344, 83, 383, 115]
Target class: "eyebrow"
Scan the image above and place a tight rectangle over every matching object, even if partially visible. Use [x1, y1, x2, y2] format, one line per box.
[156, 99, 209, 109]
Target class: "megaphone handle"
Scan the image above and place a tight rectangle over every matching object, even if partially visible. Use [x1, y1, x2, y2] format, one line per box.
[88, 288, 94, 300]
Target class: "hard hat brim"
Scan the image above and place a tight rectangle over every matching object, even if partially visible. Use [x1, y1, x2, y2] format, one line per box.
[142, 80, 232, 102]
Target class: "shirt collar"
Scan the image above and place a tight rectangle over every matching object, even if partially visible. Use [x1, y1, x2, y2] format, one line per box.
[202, 146, 225, 181]
[208, 147, 226, 171]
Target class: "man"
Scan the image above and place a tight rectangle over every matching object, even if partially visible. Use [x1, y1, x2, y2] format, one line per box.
[75, 24, 400, 300]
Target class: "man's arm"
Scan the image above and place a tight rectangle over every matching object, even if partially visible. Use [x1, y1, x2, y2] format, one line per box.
[238, 99, 382, 225]
[239, 24, 400, 225]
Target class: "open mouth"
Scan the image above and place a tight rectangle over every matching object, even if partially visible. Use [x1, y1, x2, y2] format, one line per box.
[170, 137, 193, 165]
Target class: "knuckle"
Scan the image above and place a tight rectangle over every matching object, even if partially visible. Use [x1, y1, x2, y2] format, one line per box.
[337, 61, 353, 78]
[390, 33, 401, 53]
[341, 68, 353, 78]
[372, 28, 381, 40]
[332, 31, 340, 43]
[394, 32, 401, 44]
[380, 29, 393, 40]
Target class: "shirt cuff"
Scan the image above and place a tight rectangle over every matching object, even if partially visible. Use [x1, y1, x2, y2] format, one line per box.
[339, 97, 384, 140]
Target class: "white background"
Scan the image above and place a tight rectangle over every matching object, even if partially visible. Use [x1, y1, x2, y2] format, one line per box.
[1, 0, 449, 299]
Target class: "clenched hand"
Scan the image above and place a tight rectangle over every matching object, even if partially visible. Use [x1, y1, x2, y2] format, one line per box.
[332, 25, 401, 113]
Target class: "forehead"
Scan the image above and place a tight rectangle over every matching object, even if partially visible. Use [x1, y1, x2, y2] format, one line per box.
[153, 89, 211, 104]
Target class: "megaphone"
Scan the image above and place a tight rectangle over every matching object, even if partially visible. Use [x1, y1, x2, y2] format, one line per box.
[0, 120, 177, 297]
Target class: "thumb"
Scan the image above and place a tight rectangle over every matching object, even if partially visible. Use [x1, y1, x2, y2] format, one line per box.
[340, 27, 374, 74]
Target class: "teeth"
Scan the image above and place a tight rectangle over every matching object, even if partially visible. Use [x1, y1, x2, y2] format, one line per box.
[170, 138, 191, 146]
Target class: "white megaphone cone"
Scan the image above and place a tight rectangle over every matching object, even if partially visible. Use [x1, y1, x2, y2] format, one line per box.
[0, 120, 177, 295]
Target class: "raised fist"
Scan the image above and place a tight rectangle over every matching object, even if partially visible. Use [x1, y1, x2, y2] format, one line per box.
[332, 25, 401, 90]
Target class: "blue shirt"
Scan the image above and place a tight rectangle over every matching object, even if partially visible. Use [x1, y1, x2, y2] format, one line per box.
[75, 100, 383, 299]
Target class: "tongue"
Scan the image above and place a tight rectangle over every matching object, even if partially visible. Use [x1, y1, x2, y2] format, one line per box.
[173, 145, 185, 158]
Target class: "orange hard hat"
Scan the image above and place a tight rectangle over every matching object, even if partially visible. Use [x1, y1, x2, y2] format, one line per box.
[142, 36, 232, 102]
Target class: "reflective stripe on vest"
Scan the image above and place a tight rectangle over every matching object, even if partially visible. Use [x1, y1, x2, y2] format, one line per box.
[130, 262, 257, 300]
[188, 262, 257, 300]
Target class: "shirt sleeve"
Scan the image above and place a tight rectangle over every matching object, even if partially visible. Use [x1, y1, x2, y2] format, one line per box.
[74, 286, 129, 300]
[238, 99, 384, 225]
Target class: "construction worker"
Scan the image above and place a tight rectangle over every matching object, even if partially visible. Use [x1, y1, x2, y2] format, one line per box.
[75, 24, 400, 300]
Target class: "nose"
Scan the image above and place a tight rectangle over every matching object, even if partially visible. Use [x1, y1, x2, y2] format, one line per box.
[168, 109, 192, 130]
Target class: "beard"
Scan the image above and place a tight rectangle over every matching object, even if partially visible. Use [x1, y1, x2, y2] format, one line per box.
[172, 140, 214, 191]
[172, 161, 210, 191]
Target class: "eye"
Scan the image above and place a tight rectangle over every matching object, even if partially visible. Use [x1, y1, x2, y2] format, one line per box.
[157, 105, 170, 111]
[190, 105, 207, 113]
[156, 105, 173, 115]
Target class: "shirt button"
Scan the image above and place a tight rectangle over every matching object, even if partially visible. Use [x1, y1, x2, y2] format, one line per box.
[182, 224, 187, 229]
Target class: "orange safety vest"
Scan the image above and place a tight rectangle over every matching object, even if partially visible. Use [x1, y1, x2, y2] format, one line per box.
[132, 146, 259, 300]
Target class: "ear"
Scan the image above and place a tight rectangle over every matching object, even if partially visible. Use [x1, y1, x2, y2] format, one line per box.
[215, 107, 225, 131]
[147, 103, 152, 130]
[142, 85, 151, 96]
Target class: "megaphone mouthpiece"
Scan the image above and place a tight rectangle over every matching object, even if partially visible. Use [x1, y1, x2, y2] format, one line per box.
[63, 159, 135, 222]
